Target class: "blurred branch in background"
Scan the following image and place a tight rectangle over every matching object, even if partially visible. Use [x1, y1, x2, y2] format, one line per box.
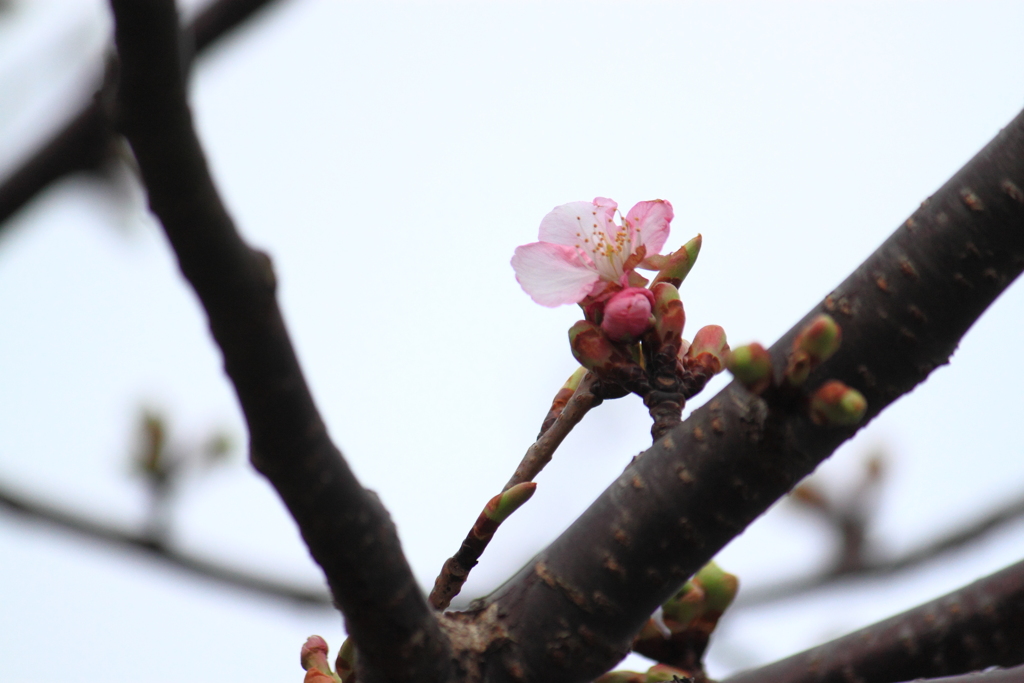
[0, 409, 333, 608]
[725, 558, 1024, 683]
[0, 0, 285, 231]
[736, 453, 1024, 608]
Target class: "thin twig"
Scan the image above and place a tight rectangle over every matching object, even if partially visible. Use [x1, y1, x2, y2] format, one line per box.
[108, 2, 452, 680]
[735, 489, 1024, 607]
[503, 371, 599, 491]
[0, 477, 333, 606]
[429, 483, 536, 611]
[429, 373, 598, 611]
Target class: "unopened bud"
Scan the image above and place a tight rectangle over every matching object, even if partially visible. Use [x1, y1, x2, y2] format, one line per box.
[809, 380, 867, 426]
[562, 366, 587, 394]
[795, 315, 842, 364]
[569, 321, 639, 380]
[595, 672, 647, 683]
[601, 287, 655, 342]
[336, 637, 356, 683]
[685, 325, 729, 375]
[787, 315, 841, 385]
[484, 482, 537, 523]
[693, 561, 739, 614]
[785, 349, 812, 386]
[650, 282, 686, 350]
[651, 234, 702, 288]
[647, 664, 692, 682]
[727, 343, 772, 394]
[301, 636, 341, 683]
[661, 581, 706, 630]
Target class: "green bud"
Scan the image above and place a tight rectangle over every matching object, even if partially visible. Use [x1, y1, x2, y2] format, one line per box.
[685, 325, 729, 375]
[652, 234, 702, 288]
[595, 672, 646, 683]
[651, 282, 686, 349]
[646, 664, 691, 682]
[562, 366, 588, 393]
[302, 636, 342, 683]
[810, 380, 867, 426]
[727, 343, 773, 394]
[661, 580, 706, 629]
[694, 561, 739, 614]
[336, 637, 356, 683]
[785, 349, 812, 386]
[794, 314, 842, 365]
[484, 482, 537, 523]
[569, 321, 620, 373]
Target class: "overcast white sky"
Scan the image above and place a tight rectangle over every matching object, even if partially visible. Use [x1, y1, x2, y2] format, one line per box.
[2, 1, 1024, 681]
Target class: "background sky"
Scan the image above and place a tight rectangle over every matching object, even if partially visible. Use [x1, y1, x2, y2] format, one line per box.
[2, 1, 1024, 681]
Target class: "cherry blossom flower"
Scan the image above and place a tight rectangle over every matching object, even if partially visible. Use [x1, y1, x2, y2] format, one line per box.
[511, 197, 673, 307]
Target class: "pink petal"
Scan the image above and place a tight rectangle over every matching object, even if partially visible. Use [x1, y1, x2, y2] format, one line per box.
[511, 242, 601, 307]
[624, 199, 673, 255]
[537, 201, 607, 247]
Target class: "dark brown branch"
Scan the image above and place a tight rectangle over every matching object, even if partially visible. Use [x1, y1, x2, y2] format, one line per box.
[0, 477, 333, 607]
[0, 0, 284, 232]
[724, 558, 1024, 683]
[897, 665, 1024, 683]
[736, 487, 1024, 606]
[476, 109, 1024, 682]
[107, 2, 451, 682]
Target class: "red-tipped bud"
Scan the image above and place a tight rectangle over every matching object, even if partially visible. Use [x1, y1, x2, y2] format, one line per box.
[661, 581, 706, 630]
[335, 638, 356, 683]
[601, 287, 656, 342]
[694, 561, 739, 614]
[794, 314, 842, 364]
[561, 366, 587, 394]
[650, 282, 686, 349]
[727, 343, 773, 394]
[301, 636, 341, 683]
[595, 672, 646, 683]
[647, 664, 692, 682]
[809, 380, 867, 426]
[685, 325, 729, 375]
[569, 320, 634, 374]
[484, 482, 537, 523]
[787, 315, 842, 385]
[650, 234, 702, 288]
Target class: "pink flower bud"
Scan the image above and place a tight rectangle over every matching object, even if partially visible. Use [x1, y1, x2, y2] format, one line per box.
[301, 636, 341, 682]
[600, 287, 655, 342]
[301, 636, 330, 673]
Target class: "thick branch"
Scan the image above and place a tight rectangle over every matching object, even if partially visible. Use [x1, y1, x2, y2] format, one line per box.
[737, 488, 1024, 606]
[0, 476, 333, 607]
[107, 2, 451, 681]
[479, 110, 1024, 682]
[0, 0, 284, 232]
[898, 665, 1024, 683]
[724, 558, 1024, 683]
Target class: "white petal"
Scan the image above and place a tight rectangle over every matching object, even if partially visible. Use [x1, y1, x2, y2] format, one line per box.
[511, 242, 600, 307]
[624, 199, 673, 255]
[537, 201, 603, 247]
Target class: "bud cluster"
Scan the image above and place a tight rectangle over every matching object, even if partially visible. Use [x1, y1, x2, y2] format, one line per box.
[724, 314, 867, 428]
[566, 236, 730, 438]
